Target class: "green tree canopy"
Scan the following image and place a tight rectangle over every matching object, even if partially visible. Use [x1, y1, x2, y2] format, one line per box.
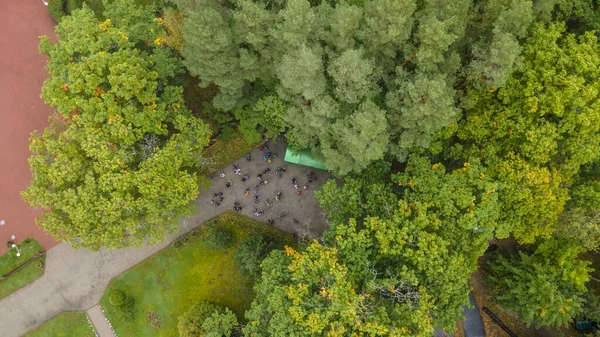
[179, 0, 541, 174]
[452, 22, 600, 244]
[243, 242, 435, 336]
[23, 0, 211, 250]
[488, 238, 592, 327]
[315, 156, 501, 328]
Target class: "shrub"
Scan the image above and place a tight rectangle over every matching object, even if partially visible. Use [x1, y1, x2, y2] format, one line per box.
[235, 232, 277, 277]
[109, 288, 136, 321]
[109, 289, 126, 306]
[178, 301, 222, 337]
[47, 0, 66, 21]
[204, 227, 233, 251]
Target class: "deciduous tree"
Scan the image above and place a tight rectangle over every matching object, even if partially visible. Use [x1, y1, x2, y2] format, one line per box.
[23, 1, 210, 250]
[454, 22, 600, 244]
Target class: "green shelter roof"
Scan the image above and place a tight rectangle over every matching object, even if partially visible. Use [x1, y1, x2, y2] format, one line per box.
[284, 145, 327, 170]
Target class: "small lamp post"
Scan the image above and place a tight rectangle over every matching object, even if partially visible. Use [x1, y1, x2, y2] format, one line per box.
[11, 244, 21, 257]
[41, 0, 49, 5]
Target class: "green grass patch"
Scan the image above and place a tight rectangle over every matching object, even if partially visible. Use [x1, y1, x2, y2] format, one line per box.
[0, 239, 44, 276]
[199, 131, 261, 177]
[101, 211, 294, 337]
[0, 239, 45, 300]
[24, 311, 96, 337]
[0, 256, 45, 300]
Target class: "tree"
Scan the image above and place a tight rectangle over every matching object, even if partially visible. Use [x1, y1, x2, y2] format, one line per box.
[465, 0, 534, 89]
[163, 7, 185, 52]
[234, 232, 282, 277]
[179, 301, 224, 337]
[555, 163, 600, 251]
[453, 22, 600, 244]
[386, 71, 459, 161]
[315, 156, 501, 328]
[243, 243, 435, 336]
[22, 1, 211, 250]
[487, 238, 592, 327]
[179, 0, 539, 174]
[202, 308, 239, 337]
[233, 96, 289, 144]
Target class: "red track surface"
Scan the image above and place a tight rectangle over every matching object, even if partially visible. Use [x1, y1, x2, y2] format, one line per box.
[0, 1, 60, 254]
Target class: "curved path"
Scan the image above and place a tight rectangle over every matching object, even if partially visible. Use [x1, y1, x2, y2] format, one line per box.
[463, 292, 487, 337]
[0, 142, 331, 337]
[0, 0, 59, 254]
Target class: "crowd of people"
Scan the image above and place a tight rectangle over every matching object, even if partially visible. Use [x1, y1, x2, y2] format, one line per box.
[208, 143, 319, 227]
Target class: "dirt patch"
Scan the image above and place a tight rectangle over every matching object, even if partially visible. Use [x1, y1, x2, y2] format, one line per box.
[454, 320, 466, 337]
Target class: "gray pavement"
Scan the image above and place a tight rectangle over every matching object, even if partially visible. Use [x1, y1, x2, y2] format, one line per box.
[86, 305, 113, 337]
[0, 141, 332, 337]
[463, 292, 487, 337]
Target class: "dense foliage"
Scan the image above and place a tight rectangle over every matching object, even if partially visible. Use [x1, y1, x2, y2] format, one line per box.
[34, 0, 600, 333]
[178, 301, 222, 337]
[173, 0, 541, 175]
[24, 0, 211, 250]
[487, 239, 591, 327]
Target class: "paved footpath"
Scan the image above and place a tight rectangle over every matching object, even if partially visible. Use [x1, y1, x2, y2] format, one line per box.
[0, 142, 331, 337]
[87, 305, 115, 337]
[463, 292, 487, 337]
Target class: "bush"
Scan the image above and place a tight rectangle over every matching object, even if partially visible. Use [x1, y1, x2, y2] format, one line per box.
[47, 0, 66, 21]
[109, 288, 136, 321]
[109, 289, 126, 306]
[178, 301, 222, 337]
[204, 227, 233, 251]
[235, 232, 278, 277]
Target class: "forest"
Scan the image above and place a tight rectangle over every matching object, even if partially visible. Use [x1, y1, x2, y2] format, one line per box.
[28, 0, 600, 335]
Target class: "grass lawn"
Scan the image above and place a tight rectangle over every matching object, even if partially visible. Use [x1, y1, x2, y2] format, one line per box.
[0, 238, 45, 300]
[101, 211, 294, 337]
[0, 238, 44, 275]
[0, 256, 45, 300]
[24, 311, 96, 337]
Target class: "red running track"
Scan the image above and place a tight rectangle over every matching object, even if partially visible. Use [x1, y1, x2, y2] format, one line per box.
[0, 1, 60, 254]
